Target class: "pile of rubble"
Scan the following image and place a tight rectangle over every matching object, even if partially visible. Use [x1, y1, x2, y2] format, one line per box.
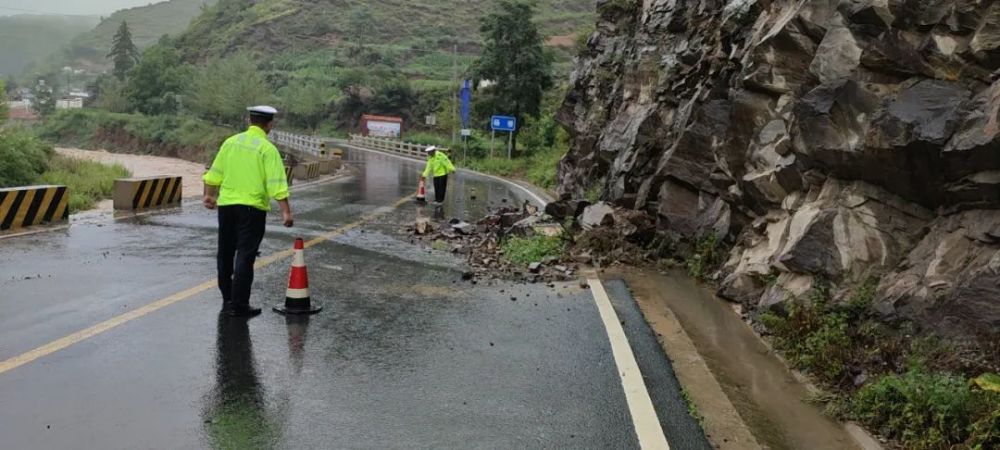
[407, 201, 579, 283]
[407, 197, 665, 283]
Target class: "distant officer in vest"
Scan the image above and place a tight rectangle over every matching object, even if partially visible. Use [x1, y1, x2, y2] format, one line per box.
[203, 105, 293, 318]
[422, 146, 456, 205]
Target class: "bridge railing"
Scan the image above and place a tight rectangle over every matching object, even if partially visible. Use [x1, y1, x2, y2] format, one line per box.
[270, 130, 329, 159]
[272, 130, 446, 162]
[347, 134, 445, 158]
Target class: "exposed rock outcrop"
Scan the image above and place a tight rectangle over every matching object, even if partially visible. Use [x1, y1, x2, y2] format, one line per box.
[557, 0, 1000, 335]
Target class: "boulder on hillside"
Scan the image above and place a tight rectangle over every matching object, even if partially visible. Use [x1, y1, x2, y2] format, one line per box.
[580, 202, 615, 230]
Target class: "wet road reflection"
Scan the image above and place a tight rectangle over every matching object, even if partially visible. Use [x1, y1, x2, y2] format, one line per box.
[286, 315, 310, 376]
[204, 316, 278, 449]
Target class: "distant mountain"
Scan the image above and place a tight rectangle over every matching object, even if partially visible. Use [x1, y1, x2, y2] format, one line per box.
[72, 0, 217, 56]
[0, 15, 100, 77]
[24, 0, 216, 79]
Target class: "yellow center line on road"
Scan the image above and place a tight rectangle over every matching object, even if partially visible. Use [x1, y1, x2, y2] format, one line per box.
[0, 194, 415, 376]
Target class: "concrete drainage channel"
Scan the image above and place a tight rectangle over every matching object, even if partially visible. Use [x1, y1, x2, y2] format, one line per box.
[618, 269, 884, 450]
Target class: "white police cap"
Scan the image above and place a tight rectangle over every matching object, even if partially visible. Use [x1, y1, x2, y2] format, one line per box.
[247, 105, 278, 117]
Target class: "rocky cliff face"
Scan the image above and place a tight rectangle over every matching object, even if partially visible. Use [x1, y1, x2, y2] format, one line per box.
[556, 0, 1000, 336]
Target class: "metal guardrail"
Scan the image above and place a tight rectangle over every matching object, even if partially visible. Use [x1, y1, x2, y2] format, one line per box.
[347, 134, 446, 158]
[273, 130, 447, 162]
[270, 130, 327, 158]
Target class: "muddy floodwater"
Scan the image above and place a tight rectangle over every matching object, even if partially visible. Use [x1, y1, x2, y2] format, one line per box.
[625, 269, 862, 450]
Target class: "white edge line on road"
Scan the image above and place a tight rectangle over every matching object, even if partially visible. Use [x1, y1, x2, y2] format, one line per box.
[341, 143, 551, 207]
[588, 278, 671, 450]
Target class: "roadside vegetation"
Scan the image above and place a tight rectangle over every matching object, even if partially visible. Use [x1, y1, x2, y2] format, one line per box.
[685, 234, 724, 281]
[407, 89, 570, 191]
[759, 278, 1000, 449]
[37, 109, 231, 165]
[38, 156, 130, 212]
[1, 81, 132, 212]
[0, 128, 130, 213]
[500, 235, 565, 265]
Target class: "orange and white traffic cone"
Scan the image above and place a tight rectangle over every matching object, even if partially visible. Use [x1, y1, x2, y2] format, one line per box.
[274, 238, 322, 315]
[416, 178, 427, 203]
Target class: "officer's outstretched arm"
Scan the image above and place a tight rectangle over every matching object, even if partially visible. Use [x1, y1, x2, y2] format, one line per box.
[263, 148, 292, 227]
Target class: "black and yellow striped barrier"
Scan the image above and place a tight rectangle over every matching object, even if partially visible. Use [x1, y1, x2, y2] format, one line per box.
[285, 166, 294, 185]
[0, 185, 69, 232]
[113, 176, 183, 211]
[293, 162, 321, 180]
[317, 160, 334, 175]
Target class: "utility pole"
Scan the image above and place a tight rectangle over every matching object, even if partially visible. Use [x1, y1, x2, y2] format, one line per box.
[451, 44, 458, 148]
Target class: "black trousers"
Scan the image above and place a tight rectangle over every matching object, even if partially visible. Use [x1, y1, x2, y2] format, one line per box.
[217, 205, 266, 307]
[433, 175, 448, 203]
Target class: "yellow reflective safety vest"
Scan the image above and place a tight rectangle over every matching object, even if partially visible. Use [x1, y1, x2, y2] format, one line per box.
[203, 126, 289, 211]
[422, 151, 456, 178]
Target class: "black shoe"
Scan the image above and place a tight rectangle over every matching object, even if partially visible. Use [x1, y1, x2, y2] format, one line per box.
[223, 306, 262, 318]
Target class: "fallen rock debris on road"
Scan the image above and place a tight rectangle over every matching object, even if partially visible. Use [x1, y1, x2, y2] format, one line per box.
[406, 199, 668, 284]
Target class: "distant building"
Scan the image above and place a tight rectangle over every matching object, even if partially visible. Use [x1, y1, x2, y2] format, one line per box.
[7, 102, 38, 122]
[56, 98, 84, 109]
[14, 88, 33, 101]
[360, 115, 404, 138]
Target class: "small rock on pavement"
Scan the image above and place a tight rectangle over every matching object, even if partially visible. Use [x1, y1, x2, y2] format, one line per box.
[414, 218, 432, 235]
[452, 221, 475, 235]
[528, 262, 543, 273]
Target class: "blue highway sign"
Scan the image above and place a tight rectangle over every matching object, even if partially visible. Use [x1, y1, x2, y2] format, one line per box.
[491, 115, 517, 132]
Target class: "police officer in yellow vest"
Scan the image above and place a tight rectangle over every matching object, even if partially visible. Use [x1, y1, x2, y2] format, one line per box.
[422, 146, 456, 205]
[203, 105, 293, 318]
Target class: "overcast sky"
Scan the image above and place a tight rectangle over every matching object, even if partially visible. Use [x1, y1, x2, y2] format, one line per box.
[0, 0, 158, 16]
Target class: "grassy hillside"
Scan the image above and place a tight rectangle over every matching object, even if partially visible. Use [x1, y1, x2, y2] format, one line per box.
[24, 0, 216, 79]
[0, 15, 100, 77]
[175, 0, 592, 80]
[179, 0, 591, 56]
[73, 0, 217, 55]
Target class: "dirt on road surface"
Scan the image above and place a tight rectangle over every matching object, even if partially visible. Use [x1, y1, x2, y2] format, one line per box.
[56, 148, 206, 199]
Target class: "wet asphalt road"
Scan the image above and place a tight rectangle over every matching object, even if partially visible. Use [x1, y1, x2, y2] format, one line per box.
[0, 148, 708, 449]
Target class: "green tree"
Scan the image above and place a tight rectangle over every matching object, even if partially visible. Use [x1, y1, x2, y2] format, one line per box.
[94, 75, 130, 113]
[3, 76, 15, 96]
[346, 6, 376, 51]
[31, 80, 57, 118]
[331, 71, 417, 129]
[277, 78, 336, 130]
[0, 80, 8, 123]
[370, 78, 417, 121]
[0, 127, 52, 188]
[186, 54, 271, 126]
[108, 21, 140, 81]
[473, 0, 553, 155]
[125, 37, 191, 115]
